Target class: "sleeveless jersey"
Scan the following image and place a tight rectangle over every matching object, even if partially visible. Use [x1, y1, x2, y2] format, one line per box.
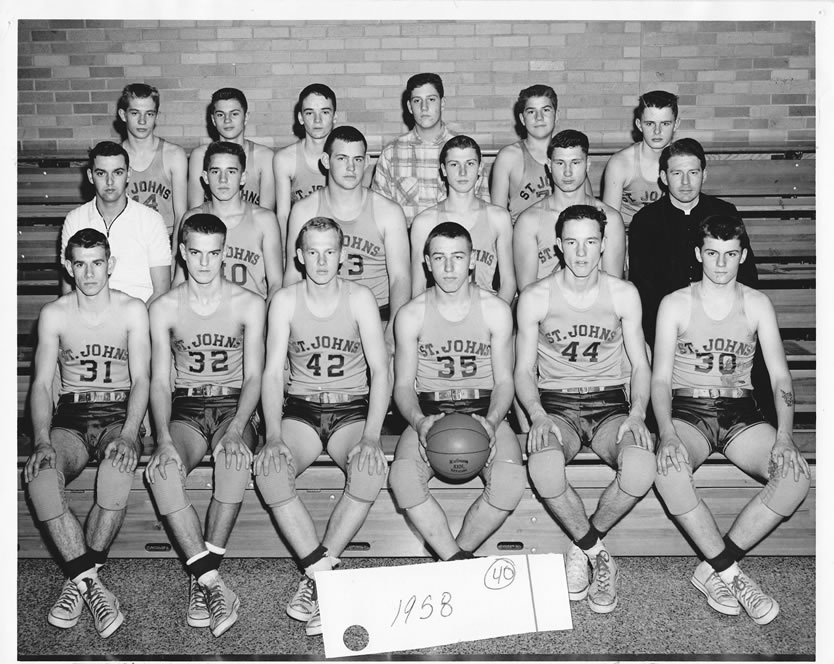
[433, 199, 498, 293]
[537, 272, 628, 390]
[57, 296, 131, 394]
[620, 145, 662, 229]
[126, 138, 176, 234]
[317, 190, 389, 307]
[507, 141, 552, 223]
[672, 284, 756, 390]
[198, 202, 267, 299]
[416, 286, 493, 393]
[240, 140, 263, 207]
[287, 281, 368, 396]
[291, 143, 326, 204]
[533, 197, 562, 281]
[171, 282, 245, 389]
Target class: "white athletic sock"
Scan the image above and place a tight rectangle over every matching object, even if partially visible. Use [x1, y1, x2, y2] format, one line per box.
[205, 542, 226, 556]
[717, 562, 741, 586]
[583, 539, 606, 560]
[305, 554, 334, 579]
[185, 550, 210, 567]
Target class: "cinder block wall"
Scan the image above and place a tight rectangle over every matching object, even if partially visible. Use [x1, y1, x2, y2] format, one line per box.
[18, 20, 815, 155]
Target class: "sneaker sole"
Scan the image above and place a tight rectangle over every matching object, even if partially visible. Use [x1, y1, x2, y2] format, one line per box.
[306, 620, 323, 637]
[588, 595, 618, 614]
[749, 598, 780, 626]
[187, 614, 211, 628]
[286, 605, 314, 622]
[568, 585, 589, 601]
[47, 613, 81, 628]
[211, 597, 240, 638]
[690, 576, 741, 616]
[98, 609, 125, 639]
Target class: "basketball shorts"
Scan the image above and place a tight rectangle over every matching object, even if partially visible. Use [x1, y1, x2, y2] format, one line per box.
[417, 395, 491, 419]
[378, 304, 390, 323]
[672, 395, 766, 454]
[539, 387, 630, 447]
[171, 394, 253, 441]
[51, 399, 142, 462]
[282, 395, 368, 447]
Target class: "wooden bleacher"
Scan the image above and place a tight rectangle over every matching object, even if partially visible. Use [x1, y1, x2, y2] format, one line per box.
[17, 147, 816, 558]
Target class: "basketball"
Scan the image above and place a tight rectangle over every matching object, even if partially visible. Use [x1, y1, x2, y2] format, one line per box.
[425, 413, 491, 482]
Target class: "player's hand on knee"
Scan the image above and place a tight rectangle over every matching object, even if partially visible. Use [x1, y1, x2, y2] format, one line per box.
[617, 414, 653, 450]
[253, 438, 292, 477]
[24, 442, 57, 483]
[416, 413, 445, 462]
[145, 442, 183, 484]
[214, 428, 253, 471]
[771, 432, 810, 481]
[656, 434, 688, 475]
[348, 435, 387, 475]
[527, 413, 561, 455]
[104, 436, 138, 473]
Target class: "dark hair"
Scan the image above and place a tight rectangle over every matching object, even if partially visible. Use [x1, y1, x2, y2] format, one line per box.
[323, 125, 367, 157]
[423, 221, 472, 257]
[118, 83, 160, 112]
[548, 129, 589, 157]
[88, 140, 129, 170]
[406, 72, 444, 99]
[439, 135, 482, 165]
[555, 204, 607, 239]
[203, 141, 247, 173]
[180, 213, 227, 243]
[210, 87, 248, 114]
[65, 228, 110, 262]
[659, 137, 706, 172]
[296, 216, 344, 252]
[637, 90, 679, 119]
[697, 214, 749, 249]
[298, 83, 337, 112]
[514, 84, 558, 119]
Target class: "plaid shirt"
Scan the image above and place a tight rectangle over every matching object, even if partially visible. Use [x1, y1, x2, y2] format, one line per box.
[372, 123, 490, 226]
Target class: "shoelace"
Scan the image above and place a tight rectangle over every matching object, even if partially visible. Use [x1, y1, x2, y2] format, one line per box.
[292, 578, 315, 608]
[731, 575, 767, 611]
[189, 578, 208, 611]
[208, 583, 228, 616]
[54, 581, 81, 614]
[709, 574, 735, 602]
[594, 552, 611, 591]
[80, 577, 112, 625]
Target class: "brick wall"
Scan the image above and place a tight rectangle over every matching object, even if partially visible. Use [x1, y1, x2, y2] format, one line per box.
[18, 20, 815, 155]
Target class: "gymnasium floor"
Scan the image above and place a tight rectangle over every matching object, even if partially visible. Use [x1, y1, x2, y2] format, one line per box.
[18, 555, 815, 660]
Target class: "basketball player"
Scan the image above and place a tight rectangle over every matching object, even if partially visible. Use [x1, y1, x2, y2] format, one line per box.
[513, 130, 625, 291]
[61, 141, 171, 305]
[285, 126, 410, 354]
[255, 217, 390, 637]
[515, 205, 655, 614]
[372, 72, 490, 227]
[410, 135, 516, 303]
[188, 87, 276, 210]
[652, 215, 810, 625]
[389, 222, 525, 561]
[175, 141, 283, 301]
[117, 83, 188, 236]
[602, 90, 679, 230]
[274, 84, 337, 245]
[145, 214, 265, 637]
[24, 229, 150, 638]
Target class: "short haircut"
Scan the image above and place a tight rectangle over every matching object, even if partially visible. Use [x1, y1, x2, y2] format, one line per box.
[296, 216, 345, 252]
[323, 125, 367, 157]
[298, 83, 337, 112]
[210, 87, 248, 114]
[118, 83, 160, 112]
[514, 84, 558, 118]
[89, 140, 130, 170]
[65, 228, 110, 262]
[406, 72, 444, 99]
[555, 204, 607, 239]
[548, 129, 589, 157]
[637, 90, 679, 119]
[203, 141, 247, 172]
[697, 214, 749, 249]
[439, 135, 482, 165]
[659, 137, 707, 172]
[180, 213, 227, 243]
[424, 221, 472, 257]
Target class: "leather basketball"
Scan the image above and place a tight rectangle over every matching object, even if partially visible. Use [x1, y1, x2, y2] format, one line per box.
[425, 413, 490, 482]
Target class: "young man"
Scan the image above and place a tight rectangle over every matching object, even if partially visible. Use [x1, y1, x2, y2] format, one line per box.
[285, 126, 410, 354]
[514, 205, 655, 614]
[513, 130, 625, 291]
[652, 215, 810, 625]
[389, 222, 525, 561]
[274, 84, 338, 245]
[602, 90, 679, 230]
[410, 135, 516, 303]
[117, 83, 188, 236]
[188, 87, 276, 210]
[61, 141, 171, 305]
[175, 141, 283, 301]
[372, 72, 490, 227]
[255, 217, 390, 637]
[145, 214, 265, 638]
[24, 229, 150, 638]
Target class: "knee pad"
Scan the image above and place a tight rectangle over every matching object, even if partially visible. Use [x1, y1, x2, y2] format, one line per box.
[95, 461, 135, 511]
[254, 458, 296, 508]
[345, 454, 387, 504]
[389, 458, 430, 510]
[760, 467, 811, 517]
[616, 445, 656, 498]
[483, 460, 526, 511]
[213, 450, 252, 504]
[149, 460, 190, 516]
[28, 468, 67, 522]
[654, 461, 699, 516]
[527, 447, 567, 499]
